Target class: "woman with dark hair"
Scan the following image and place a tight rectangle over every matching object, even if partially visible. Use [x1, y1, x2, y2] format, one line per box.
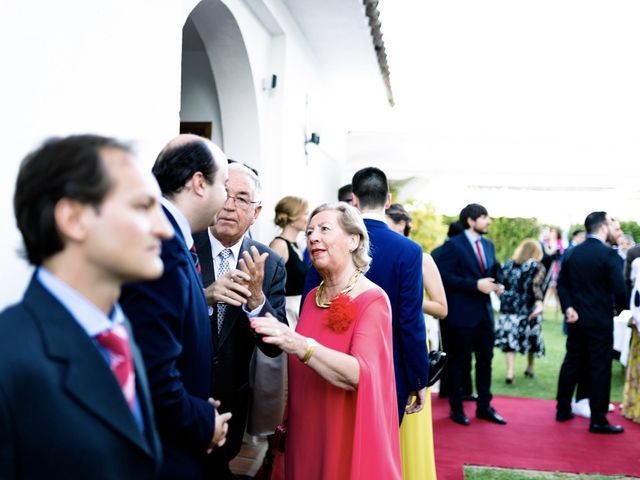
[252, 202, 401, 479]
[495, 239, 546, 383]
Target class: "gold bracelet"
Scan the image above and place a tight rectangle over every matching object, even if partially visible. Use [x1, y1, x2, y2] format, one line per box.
[302, 337, 319, 365]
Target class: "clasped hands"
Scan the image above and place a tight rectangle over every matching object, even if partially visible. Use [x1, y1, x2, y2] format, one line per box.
[204, 246, 268, 311]
[477, 277, 505, 295]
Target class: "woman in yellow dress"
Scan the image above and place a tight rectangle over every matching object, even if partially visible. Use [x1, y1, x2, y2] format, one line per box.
[386, 204, 448, 480]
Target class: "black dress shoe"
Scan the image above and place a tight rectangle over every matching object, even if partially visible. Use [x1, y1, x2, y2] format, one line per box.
[476, 406, 507, 425]
[450, 410, 470, 426]
[463, 393, 478, 402]
[589, 423, 624, 434]
[556, 411, 575, 422]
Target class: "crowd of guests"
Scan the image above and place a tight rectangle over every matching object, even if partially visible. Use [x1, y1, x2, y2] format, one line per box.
[0, 133, 638, 480]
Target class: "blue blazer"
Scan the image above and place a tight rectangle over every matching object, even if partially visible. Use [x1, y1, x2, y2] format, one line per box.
[303, 218, 428, 419]
[120, 207, 215, 480]
[436, 233, 500, 328]
[0, 276, 161, 479]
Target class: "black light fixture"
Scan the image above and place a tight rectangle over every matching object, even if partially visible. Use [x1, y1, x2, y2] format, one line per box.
[305, 132, 320, 145]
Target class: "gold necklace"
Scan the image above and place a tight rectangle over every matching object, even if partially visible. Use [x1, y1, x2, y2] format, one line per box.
[315, 269, 362, 308]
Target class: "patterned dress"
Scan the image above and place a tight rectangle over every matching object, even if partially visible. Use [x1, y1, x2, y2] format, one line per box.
[622, 267, 640, 423]
[495, 259, 546, 356]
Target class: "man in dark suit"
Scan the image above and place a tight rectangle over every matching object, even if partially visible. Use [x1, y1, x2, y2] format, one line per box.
[302, 167, 429, 423]
[556, 211, 628, 434]
[431, 221, 475, 401]
[120, 135, 232, 479]
[437, 203, 507, 426]
[0, 134, 172, 479]
[194, 162, 287, 479]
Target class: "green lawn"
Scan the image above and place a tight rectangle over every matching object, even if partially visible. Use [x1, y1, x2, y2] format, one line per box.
[465, 466, 636, 480]
[489, 307, 626, 403]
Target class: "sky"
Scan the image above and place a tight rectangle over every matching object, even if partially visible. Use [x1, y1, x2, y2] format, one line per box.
[350, 1, 640, 228]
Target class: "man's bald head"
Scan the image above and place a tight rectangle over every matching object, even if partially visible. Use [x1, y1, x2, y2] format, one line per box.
[152, 134, 227, 197]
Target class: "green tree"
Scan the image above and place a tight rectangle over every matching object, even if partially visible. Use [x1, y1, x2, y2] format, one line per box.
[485, 217, 541, 264]
[620, 220, 640, 243]
[405, 200, 448, 252]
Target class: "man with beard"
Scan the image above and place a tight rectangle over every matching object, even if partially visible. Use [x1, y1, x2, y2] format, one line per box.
[436, 203, 506, 426]
[556, 212, 628, 433]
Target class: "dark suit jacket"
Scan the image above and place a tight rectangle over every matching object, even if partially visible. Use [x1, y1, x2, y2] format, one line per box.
[0, 276, 161, 480]
[120, 208, 215, 480]
[436, 232, 501, 328]
[193, 232, 286, 461]
[302, 218, 428, 417]
[557, 237, 628, 328]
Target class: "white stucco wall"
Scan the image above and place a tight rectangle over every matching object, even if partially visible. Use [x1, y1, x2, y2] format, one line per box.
[0, 0, 367, 308]
[0, 1, 194, 307]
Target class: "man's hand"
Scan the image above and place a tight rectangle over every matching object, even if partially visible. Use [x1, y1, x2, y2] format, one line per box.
[203, 269, 251, 307]
[405, 387, 427, 415]
[207, 399, 232, 453]
[477, 278, 499, 294]
[565, 307, 579, 323]
[238, 246, 268, 311]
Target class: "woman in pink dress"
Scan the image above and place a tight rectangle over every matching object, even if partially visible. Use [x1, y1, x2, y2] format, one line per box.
[251, 202, 402, 480]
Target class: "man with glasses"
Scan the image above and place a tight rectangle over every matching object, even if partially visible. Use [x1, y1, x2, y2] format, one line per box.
[194, 162, 287, 479]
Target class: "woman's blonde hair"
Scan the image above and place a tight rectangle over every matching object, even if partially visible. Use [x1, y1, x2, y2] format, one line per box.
[307, 202, 371, 274]
[512, 238, 543, 264]
[274, 196, 308, 228]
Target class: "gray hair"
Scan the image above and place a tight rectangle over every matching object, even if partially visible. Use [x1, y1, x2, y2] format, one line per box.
[307, 202, 371, 273]
[228, 161, 262, 201]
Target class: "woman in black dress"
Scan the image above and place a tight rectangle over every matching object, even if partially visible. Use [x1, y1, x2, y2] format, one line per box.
[495, 239, 546, 383]
[269, 195, 309, 329]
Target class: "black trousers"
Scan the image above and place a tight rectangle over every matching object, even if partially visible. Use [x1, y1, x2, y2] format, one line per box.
[439, 324, 474, 398]
[556, 323, 613, 425]
[446, 321, 494, 412]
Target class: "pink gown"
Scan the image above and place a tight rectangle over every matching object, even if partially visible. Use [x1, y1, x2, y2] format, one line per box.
[285, 287, 402, 480]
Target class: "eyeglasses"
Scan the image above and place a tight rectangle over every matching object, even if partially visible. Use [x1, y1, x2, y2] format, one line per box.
[225, 194, 260, 210]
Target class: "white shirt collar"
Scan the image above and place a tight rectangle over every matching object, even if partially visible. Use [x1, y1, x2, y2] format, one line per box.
[161, 197, 192, 250]
[360, 211, 387, 223]
[464, 229, 481, 242]
[208, 229, 245, 267]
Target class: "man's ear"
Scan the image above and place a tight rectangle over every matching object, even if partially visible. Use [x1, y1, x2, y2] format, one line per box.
[351, 192, 359, 208]
[189, 171, 207, 197]
[384, 192, 392, 210]
[54, 198, 92, 243]
[250, 204, 262, 225]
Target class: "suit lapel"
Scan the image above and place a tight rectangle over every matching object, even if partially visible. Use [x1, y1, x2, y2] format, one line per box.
[25, 278, 153, 457]
[216, 237, 251, 350]
[459, 234, 484, 276]
[194, 230, 215, 288]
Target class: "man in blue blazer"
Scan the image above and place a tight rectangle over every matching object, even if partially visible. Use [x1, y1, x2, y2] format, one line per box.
[303, 167, 429, 423]
[436, 203, 507, 426]
[120, 135, 232, 479]
[0, 135, 172, 479]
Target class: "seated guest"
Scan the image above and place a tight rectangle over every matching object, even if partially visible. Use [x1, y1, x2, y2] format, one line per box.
[251, 203, 402, 479]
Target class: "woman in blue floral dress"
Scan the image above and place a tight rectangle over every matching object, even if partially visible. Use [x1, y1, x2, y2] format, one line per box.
[495, 239, 547, 383]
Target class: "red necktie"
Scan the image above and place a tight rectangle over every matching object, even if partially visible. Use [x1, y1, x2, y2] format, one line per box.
[96, 324, 136, 410]
[475, 239, 486, 275]
[190, 244, 202, 274]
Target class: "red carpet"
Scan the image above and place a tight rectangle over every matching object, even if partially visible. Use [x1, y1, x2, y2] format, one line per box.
[432, 395, 640, 479]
